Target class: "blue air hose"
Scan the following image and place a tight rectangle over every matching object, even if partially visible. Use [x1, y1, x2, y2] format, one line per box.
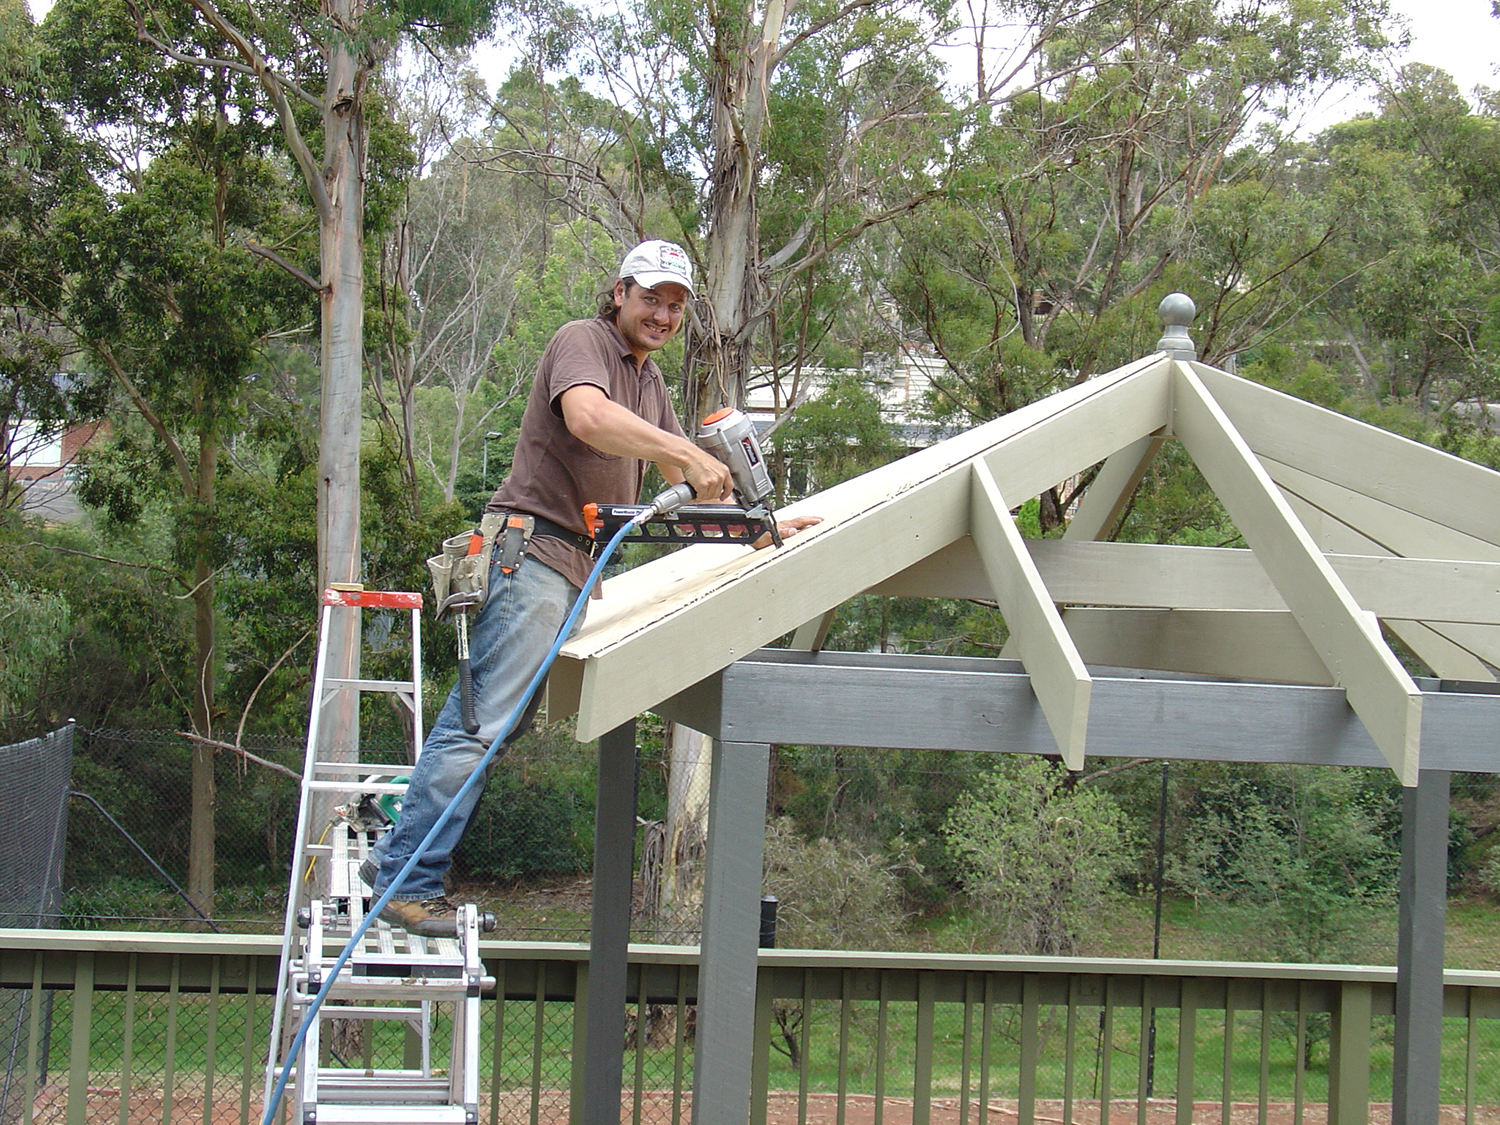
[263, 513, 644, 1125]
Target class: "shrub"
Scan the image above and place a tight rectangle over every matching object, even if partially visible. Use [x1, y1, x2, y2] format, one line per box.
[942, 756, 1132, 955]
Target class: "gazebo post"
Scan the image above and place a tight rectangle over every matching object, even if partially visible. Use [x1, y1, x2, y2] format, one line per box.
[579, 719, 637, 1125]
[1393, 767, 1449, 1124]
[691, 739, 771, 1125]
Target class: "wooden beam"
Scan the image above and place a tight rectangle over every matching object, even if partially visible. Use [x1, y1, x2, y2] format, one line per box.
[1064, 433, 1167, 542]
[559, 356, 1173, 740]
[1196, 365, 1500, 549]
[1064, 608, 1332, 685]
[686, 650, 1500, 772]
[970, 461, 1091, 767]
[1279, 481, 1500, 675]
[877, 540, 1500, 626]
[1172, 363, 1423, 782]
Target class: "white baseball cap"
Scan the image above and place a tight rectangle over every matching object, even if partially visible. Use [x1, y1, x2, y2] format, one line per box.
[619, 240, 695, 297]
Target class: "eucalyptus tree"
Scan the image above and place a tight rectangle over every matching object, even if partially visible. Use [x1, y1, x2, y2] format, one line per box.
[374, 54, 547, 507]
[891, 0, 1395, 418]
[0, 0, 97, 511]
[44, 0, 501, 595]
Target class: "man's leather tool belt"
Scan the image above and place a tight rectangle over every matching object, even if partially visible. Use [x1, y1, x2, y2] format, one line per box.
[427, 511, 505, 618]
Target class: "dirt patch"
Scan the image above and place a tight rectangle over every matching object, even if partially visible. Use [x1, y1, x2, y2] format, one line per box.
[33, 1085, 1500, 1124]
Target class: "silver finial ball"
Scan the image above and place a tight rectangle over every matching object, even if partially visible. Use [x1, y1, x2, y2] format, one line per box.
[1158, 292, 1195, 328]
[1155, 292, 1197, 360]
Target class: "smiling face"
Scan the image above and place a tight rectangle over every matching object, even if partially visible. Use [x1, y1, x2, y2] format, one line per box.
[613, 279, 689, 362]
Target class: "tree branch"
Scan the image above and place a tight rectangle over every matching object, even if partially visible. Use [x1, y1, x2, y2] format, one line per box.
[244, 238, 325, 293]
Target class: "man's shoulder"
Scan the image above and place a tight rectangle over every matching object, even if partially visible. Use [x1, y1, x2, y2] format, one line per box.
[547, 316, 624, 352]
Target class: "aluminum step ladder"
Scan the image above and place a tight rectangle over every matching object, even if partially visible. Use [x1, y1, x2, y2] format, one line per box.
[264, 586, 494, 1125]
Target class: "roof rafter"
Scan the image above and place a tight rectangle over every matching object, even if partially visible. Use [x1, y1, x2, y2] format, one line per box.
[970, 460, 1091, 767]
[1172, 362, 1423, 781]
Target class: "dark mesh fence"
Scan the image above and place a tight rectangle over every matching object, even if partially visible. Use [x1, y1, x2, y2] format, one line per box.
[0, 725, 72, 1124]
[12, 723, 1485, 975]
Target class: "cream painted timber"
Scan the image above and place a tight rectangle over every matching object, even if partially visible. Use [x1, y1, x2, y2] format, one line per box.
[789, 611, 835, 652]
[1063, 433, 1167, 542]
[1385, 620, 1497, 682]
[1065, 608, 1333, 685]
[970, 461, 1091, 768]
[1198, 365, 1500, 547]
[1172, 364, 1422, 781]
[1279, 489, 1500, 679]
[555, 355, 1173, 740]
[1269, 459, 1500, 565]
[876, 539, 1500, 625]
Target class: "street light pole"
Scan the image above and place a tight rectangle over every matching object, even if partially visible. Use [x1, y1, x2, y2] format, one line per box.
[482, 431, 502, 488]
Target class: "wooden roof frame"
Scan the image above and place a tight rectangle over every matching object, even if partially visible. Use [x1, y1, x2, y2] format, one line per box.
[549, 353, 1500, 785]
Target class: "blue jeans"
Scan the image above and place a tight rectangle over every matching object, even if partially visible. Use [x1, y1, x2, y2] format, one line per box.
[372, 555, 580, 900]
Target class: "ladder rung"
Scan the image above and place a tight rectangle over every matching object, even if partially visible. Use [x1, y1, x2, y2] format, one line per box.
[305, 780, 407, 794]
[295, 978, 485, 1001]
[323, 677, 417, 694]
[296, 1106, 472, 1124]
[311, 761, 410, 776]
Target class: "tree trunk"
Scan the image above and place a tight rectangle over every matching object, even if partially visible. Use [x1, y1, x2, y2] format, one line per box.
[312, 17, 368, 876]
[187, 428, 217, 919]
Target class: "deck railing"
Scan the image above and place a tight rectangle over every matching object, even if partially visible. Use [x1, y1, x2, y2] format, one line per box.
[1, 930, 1497, 1124]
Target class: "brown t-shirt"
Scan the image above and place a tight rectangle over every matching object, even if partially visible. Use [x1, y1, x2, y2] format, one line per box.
[487, 315, 686, 589]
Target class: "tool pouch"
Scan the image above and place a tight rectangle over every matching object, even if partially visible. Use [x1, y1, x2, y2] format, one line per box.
[427, 512, 506, 618]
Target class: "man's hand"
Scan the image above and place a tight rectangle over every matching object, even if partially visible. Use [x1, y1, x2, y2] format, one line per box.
[680, 447, 734, 503]
[752, 515, 823, 550]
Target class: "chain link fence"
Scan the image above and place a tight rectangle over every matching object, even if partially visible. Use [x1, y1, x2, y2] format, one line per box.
[12, 723, 1500, 972]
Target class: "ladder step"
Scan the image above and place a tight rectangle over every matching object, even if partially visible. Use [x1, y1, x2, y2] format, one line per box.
[295, 1106, 474, 1124]
[295, 979, 486, 1001]
[306, 780, 408, 794]
[323, 677, 417, 694]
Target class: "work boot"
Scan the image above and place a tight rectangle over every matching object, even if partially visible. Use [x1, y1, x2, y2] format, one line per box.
[379, 896, 460, 937]
[358, 857, 379, 890]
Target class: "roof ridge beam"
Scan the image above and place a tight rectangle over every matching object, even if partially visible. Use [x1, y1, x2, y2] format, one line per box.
[970, 460, 1091, 769]
[1171, 363, 1423, 782]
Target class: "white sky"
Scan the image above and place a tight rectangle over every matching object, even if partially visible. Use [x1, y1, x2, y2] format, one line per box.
[22, 0, 1500, 128]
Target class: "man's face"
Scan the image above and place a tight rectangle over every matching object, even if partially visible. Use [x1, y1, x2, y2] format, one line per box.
[614, 280, 689, 360]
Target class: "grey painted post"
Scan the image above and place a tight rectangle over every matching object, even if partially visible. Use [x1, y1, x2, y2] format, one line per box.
[1155, 293, 1197, 361]
[692, 739, 771, 1125]
[1393, 769, 1449, 1125]
[579, 720, 636, 1125]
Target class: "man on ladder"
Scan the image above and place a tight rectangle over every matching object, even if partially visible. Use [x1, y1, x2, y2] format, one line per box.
[365, 239, 737, 935]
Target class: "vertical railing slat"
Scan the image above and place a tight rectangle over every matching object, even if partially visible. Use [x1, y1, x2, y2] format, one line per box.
[1019, 974, 1038, 1124]
[119, 956, 138, 1125]
[238, 956, 260, 1125]
[913, 971, 934, 1125]
[672, 966, 689, 1125]
[535, 961, 550, 1125]
[65, 952, 93, 1125]
[488, 960, 504, 1125]
[202, 958, 221, 1125]
[22, 953, 44, 1125]
[161, 955, 182, 1125]
[1174, 978, 1195, 1125]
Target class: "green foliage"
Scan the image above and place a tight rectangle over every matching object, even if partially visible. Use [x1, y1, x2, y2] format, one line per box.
[1166, 765, 1400, 963]
[761, 816, 913, 950]
[451, 724, 596, 881]
[942, 756, 1133, 955]
[0, 577, 70, 727]
[771, 376, 902, 497]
